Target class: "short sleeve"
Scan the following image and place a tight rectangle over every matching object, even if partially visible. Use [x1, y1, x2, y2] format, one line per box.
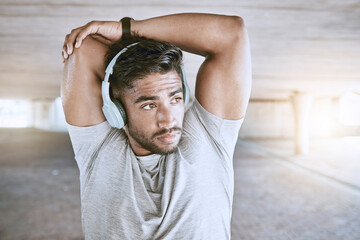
[66, 121, 114, 173]
[67, 121, 112, 154]
[184, 98, 244, 159]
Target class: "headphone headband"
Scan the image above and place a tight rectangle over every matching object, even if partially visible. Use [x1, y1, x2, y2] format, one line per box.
[104, 42, 140, 83]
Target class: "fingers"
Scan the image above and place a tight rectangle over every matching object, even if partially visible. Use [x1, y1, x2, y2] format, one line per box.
[67, 27, 83, 55]
[62, 26, 85, 61]
[62, 29, 79, 61]
[62, 50, 66, 63]
[74, 21, 100, 49]
[61, 21, 107, 62]
[62, 34, 70, 62]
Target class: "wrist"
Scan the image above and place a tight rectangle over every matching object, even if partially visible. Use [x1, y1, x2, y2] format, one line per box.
[120, 17, 134, 39]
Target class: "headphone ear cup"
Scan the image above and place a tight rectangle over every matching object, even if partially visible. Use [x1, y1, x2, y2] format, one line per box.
[102, 81, 127, 129]
[112, 99, 127, 125]
[102, 100, 126, 129]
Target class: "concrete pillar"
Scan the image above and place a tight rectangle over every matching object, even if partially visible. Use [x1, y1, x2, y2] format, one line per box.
[31, 98, 67, 131]
[291, 91, 313, 155]
[48, 98, 67, 131]
[238, 100, 294, 139]
[32, 98, 55, 130]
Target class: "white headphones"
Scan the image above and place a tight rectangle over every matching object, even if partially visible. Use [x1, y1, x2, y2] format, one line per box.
[102, 42, 190, 129]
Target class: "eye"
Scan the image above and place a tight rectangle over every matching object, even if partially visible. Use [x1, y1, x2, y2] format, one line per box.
[142, 103, 156, 110]
[171, 96, 183, 104]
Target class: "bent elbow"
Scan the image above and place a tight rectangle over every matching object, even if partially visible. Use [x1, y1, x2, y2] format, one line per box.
[232, 16, 245, 29]
[230, 16, 246, 43]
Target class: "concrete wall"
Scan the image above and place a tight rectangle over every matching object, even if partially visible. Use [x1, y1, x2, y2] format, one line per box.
[240, 96, 342, 139]
[240, 100, 294, 139]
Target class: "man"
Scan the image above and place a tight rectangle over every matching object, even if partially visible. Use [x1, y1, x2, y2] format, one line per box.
[61, 13, 251, 239]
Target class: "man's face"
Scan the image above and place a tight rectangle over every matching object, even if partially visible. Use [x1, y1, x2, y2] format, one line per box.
[122, 71, 185, 156]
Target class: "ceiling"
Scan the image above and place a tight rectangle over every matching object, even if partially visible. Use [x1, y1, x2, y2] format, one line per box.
[0, 0, 359, 100]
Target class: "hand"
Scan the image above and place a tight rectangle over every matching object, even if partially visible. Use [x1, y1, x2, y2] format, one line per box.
[62, 21, 122, 62]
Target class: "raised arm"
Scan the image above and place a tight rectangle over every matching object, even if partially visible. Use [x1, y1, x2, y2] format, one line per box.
[61, 37, 108, 126]
[62, 13, 251, 122]
[132, 14, 251, 119]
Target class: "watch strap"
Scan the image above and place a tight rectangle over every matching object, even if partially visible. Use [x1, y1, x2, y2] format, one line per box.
[120, 17, 133, 39]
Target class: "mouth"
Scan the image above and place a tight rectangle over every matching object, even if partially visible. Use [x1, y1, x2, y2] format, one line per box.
[156, 132, 180, 144]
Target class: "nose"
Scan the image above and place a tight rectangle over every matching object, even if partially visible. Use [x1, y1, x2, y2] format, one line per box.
[157, 105, 176, 129]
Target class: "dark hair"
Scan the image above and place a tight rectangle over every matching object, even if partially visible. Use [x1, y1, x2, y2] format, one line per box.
[106, 35, 183, 99]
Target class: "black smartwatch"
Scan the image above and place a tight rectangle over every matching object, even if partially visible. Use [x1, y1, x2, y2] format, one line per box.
[120, 17, 134, 39]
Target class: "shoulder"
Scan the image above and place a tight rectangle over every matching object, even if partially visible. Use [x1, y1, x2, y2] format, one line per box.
[67, 121, 127, 154]
[181, 98, 243, 154]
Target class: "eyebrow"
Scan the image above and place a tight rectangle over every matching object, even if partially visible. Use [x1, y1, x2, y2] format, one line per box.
[169, 87, 183, 97]
[134, 87, 183, 104]
[134, 95, 158, 104]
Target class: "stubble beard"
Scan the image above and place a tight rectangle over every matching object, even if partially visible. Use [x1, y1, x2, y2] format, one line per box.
[127, 123, 182, 155]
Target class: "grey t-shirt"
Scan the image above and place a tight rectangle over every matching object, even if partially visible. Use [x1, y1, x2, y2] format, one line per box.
[67, 99, 244, 240]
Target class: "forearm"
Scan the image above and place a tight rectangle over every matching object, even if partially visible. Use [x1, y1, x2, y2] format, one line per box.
[132, 13, 244, 56]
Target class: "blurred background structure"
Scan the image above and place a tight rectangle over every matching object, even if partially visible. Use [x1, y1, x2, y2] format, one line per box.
[0, 0, 359, 239]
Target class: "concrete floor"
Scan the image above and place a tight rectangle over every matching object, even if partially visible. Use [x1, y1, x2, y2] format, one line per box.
[232, 140, 360, 240]
[1, 129, 360, 240]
